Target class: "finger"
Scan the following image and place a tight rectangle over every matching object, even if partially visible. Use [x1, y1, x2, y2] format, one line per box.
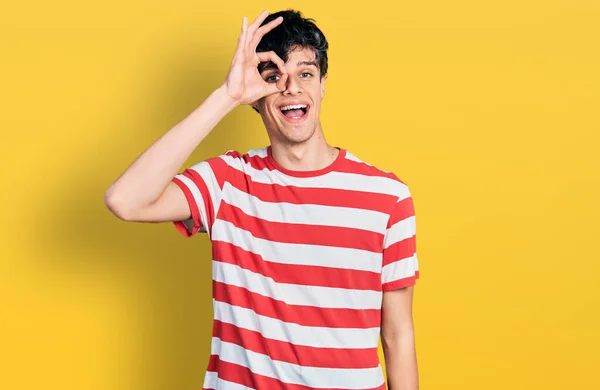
[275, 72, 288, 93]
[247, 10, 269, 35]
[249, 16, 283, 51]
[256, 51, 287, 76]
[265, 72, 288, 95]
[233, 16, 248, 61]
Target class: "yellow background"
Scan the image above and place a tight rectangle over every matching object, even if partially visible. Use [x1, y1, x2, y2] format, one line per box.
[1, 1, 599, 389]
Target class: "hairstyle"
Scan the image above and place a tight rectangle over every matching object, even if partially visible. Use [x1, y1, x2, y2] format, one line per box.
[256, 9, 329, 78]
[251, 10, 329, 113]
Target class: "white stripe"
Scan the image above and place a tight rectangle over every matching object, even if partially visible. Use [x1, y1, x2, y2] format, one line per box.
[203, 371, 254, 390]
[175, 175, 210, 236]
[246, 147, 268, 158]
[213, 300, 380, 349]
[382, 254, 419, 284]
[188, 161, 222, 214]
[343, 151, 363, 163]
[344, 152, 400, 180]
[222, 182, 389, 233]
[344, 151, 379, 168]
[212, 337, 385, 389]
[221, 154, 406, 196]
[384, 215, 416, 249]
[176, 160, 224, 236]
[216, 379, 254, 390]
[214, 261, 382, 309]
[397, 187, 412, 202]
[203, 371, 217, 389]
[212, 220, 382, 272]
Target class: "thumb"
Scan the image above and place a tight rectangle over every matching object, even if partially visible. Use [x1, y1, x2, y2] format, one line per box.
[266, 72, 288, 95]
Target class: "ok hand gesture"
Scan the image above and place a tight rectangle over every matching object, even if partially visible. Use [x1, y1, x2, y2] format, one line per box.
[223, 10, 289, 106]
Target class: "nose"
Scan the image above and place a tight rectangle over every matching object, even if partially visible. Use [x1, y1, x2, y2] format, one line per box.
[283, 75, 301, 96]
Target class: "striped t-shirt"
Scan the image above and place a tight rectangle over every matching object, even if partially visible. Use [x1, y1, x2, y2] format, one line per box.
[172, 146, 420, 390]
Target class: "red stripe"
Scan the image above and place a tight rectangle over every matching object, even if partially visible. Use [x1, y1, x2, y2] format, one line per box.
[181, 168, 217, 231]
[213, 280, 381, 329]
[336, 156, 405, 181]
[387, 196, 415, 228]
[218, 201, 383, 251]
[212, 241, 381, 291]
[382, 270, 420, 291]
[383, 236, 416, 267]
[238, 151, 271, 171]
[240, 149, 403, 183]
[207, 154, 231, 188]
[225, 167, 398, 214]
[213, 320, 380, 369]
[207, 354, 386, 390]
[178, 155, 232, 232]
[243, 150, 334, 176]
[172, 177, 202, 237]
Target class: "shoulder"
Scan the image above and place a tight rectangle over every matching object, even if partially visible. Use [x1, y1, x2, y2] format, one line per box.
[342, 149, 412, 200]
[201, 146, 274, 177]
[219, 147, 268, 160]
[212, 146, 267, 165]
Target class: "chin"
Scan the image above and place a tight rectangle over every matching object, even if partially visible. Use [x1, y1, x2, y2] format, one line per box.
[281, 126, 316, 145]
[280, 131, 314, 144]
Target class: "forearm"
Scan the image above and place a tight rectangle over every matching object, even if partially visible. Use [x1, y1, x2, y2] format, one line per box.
[105, 85, 238, 211]
[381, 327, 418, 390]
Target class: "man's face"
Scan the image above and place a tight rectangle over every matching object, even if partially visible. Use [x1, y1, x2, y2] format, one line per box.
[255, 46, 327, 145]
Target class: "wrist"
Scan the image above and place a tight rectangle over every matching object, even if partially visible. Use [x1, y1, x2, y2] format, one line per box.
[215, 84, 242, 109]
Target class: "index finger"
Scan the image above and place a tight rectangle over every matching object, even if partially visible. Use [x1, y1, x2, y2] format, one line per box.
[232, 16, 248, 61]
[247, 10, 270, 34]
[249, 16, 283, 51]
[256, 51, 287, 76]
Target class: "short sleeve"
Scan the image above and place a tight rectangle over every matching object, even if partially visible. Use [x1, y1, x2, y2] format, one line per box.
[381, 185, 420, 291]
[171, 151, 234, 238]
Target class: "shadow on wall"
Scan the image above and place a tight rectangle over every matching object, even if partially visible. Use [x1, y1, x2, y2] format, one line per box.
[35, 33, 260, 390]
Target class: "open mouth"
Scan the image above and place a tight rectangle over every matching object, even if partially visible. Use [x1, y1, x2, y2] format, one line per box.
[279, 104, 309, 122]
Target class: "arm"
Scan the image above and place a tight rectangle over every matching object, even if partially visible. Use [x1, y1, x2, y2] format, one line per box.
[104, 10, 288, 222]
[381, 285, 418, 390]
[104, 86, 237, 222]
[380, 184, 420, 389]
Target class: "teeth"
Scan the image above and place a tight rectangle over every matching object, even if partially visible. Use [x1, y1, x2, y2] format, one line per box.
[281, 104, 308, 111]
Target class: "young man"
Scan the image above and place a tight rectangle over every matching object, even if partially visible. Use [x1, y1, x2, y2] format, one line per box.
[105, 9, 420, 390]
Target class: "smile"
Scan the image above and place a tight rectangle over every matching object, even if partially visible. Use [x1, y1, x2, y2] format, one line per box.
[279, 103, 310, 123]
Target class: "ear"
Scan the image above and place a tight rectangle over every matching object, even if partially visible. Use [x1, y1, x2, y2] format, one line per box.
[320, 74, 327, 98]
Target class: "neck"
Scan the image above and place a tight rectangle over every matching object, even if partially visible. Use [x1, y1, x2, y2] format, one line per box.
[269, 128, 339, 172]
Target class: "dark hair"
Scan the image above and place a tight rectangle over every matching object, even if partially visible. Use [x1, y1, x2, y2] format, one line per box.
[257, 9, 329, 78]
[251, 10, 328, 114]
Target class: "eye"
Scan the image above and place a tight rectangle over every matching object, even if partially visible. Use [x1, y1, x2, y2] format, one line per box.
[300, 72, 313, 78]
[265, 74, 280, 83]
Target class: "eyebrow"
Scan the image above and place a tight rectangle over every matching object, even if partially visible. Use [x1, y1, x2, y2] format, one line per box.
[260, 60, 319, 72]
[297, 60, 318, 68]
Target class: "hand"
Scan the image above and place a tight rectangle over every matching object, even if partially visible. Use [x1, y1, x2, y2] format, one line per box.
[223, 10, 289, 106]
